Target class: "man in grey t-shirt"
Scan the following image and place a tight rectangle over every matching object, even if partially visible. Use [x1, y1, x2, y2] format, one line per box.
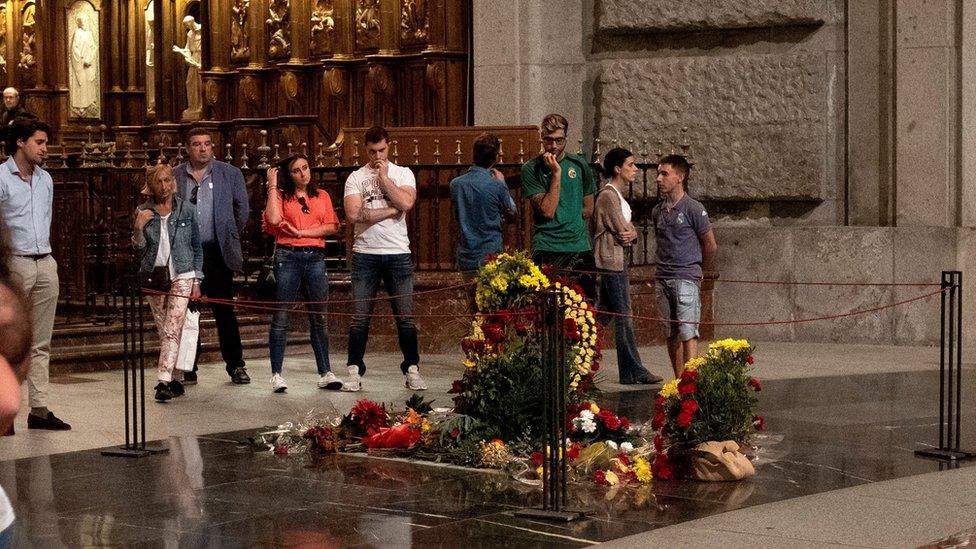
[651, 155, 718, 378]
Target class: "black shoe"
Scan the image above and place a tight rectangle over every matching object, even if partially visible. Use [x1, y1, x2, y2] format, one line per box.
[27, 411, 72, 430]
[183, 371, 197, 385]
[230, 367, 251, 385]
[154, 382, 174, 402]
[169, 380, 185, 397]
[634, 371, 665, 384]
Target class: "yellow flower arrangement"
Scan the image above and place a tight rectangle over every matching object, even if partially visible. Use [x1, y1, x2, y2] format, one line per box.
[632, 456, 652, 483]
[709, 338, 751, 354]
[659, 378, 680, 399]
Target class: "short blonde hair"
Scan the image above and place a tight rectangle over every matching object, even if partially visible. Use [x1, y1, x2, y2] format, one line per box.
[143, 164, 175, 199]
[541, 113, 568, 135]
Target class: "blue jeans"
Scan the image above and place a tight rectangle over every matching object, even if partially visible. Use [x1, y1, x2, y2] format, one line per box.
[269, 246, 332, 375]
[347, 252, 419, 375]
[597, 267, 648, 382]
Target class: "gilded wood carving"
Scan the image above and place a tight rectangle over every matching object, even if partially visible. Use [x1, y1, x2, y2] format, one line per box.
[18, 2, 37, 84]
[355, 0, 380, 50]
[266, 0, 290, 59]
[401, 0, 428, 45]
[231, 0, 251, 62]
[311, 0, 335, 55]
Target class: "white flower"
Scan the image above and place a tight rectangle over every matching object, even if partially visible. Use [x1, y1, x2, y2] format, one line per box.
[581, 419, 597, 433]
[620, 442, 634, 453]
[606, 440, 619, 450]
[578, 410, 594, 421]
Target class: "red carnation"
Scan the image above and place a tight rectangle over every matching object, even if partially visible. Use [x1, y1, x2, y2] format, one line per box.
[653, 453, 674, 480]
[274, 445, 289, 455]
[654, 395, 666, 413]
[746, 355, 755, 365]
[653, 434, 665, 452]
[676, 411, 694, 428]
[579, 376, 592, 393]
[680, 368, 698, 382]
[753, 415, 765, 431]
[620, 416, 630, 430]
[678, 382, 697, 395]
[593, 470, 609, 485]
[567, 443, 581, 461]
[591, 362, 600, 372]
[483, 324, 505, 343]
[748, 378, 763, 392]
[567, 403, 581, 415]
[617, 453, 631, 466]
[599, 409, 621, 431]
[680, 399, 699, 415]
[448, 380, 464, 394]
[531, 451, 544, 467]
[651, 411, 666, 431]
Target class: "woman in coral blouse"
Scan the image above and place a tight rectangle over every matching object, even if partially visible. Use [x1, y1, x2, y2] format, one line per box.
[263, 155, 340, 393]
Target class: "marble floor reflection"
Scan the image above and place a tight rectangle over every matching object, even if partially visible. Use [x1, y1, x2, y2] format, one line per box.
[3, 369, 974, 548]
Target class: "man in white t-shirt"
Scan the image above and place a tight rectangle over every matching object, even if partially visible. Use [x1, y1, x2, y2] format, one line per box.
[341, 126, 426, 392]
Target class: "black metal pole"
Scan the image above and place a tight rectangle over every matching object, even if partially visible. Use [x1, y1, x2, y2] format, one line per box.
[139, 290, 146, 449]
[915, 271, 975, 461]
[515, 288, 583, 522]
[123, 284, 131, 448]
[103, 277, 151, 457]
[956, 272, 963, 450]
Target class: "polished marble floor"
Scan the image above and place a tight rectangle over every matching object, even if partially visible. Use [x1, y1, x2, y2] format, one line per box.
[2, 368, 975, 548]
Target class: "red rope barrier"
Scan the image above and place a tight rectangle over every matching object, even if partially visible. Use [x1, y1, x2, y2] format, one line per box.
[574, 286, 949, 327]
[553, 266, 942, 288]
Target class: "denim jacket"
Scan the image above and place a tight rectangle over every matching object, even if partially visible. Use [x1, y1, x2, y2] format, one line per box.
[132, 197, 204, 279]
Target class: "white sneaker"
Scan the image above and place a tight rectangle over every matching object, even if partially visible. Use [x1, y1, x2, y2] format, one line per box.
[318, 371, 343, 390]
[405, 365, 428, 391]
[271, 373, 287, 393]
[341, 365, 362, 392]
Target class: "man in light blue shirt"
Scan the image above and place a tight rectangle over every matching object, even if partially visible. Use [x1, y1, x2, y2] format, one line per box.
[0, 117, 70, 432]
[450, 132, 516, 274]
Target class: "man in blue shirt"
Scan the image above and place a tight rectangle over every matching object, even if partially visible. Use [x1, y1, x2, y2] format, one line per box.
[450, 132, 516, 275]
[175, 127, 251, 385]
[0, 117, 70, 432]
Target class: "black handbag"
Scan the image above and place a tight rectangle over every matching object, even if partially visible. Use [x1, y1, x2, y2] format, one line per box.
[254, 243, 277, 299]
[139, 265, 171, 292]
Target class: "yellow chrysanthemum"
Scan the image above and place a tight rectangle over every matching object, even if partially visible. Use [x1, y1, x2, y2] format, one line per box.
[659, 379, 680, 399]
[633, 456, 652, 483]
[684, 356, 706, 371]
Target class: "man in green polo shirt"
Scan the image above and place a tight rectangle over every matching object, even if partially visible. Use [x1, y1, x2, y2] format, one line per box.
[521, 114, 597, 295]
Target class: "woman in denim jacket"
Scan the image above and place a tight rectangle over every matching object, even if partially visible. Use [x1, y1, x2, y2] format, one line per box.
[133, 164, 204, 402]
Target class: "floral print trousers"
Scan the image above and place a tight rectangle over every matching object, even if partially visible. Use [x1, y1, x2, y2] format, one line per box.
[147, 277, 194, 383]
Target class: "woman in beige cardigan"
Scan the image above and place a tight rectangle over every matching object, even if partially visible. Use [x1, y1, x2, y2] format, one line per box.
[593, 148, 663, 385]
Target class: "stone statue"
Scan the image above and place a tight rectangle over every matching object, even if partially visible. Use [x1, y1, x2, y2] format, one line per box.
[69, 15, 99, 117]
[172, 15, 202, 120]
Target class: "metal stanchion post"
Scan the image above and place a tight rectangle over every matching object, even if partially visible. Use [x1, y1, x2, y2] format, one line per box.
[516, 288, 585, 522]
[103, 277, 167, 457]
[915, 271, 975, 461]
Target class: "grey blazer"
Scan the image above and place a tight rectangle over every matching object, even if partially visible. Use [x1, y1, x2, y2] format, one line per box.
[174, 160, 250, 272]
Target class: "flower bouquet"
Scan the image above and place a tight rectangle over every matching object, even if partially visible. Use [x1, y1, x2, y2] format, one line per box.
[652, 338, 763, 481]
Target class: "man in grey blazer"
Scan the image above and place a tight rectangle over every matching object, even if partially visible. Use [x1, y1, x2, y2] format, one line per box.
[175, 127, 251, 384]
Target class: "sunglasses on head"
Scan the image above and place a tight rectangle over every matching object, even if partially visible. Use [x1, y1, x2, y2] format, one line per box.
[297, 196, 310, 214]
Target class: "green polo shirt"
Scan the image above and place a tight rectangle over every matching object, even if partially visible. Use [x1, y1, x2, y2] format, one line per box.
[521, 153, 597, 253]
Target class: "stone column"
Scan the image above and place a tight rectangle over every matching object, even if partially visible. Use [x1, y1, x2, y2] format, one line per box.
[208, 0, 233, 71]
[473, 0, 586, 146]
[894, 0, 959, 227]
